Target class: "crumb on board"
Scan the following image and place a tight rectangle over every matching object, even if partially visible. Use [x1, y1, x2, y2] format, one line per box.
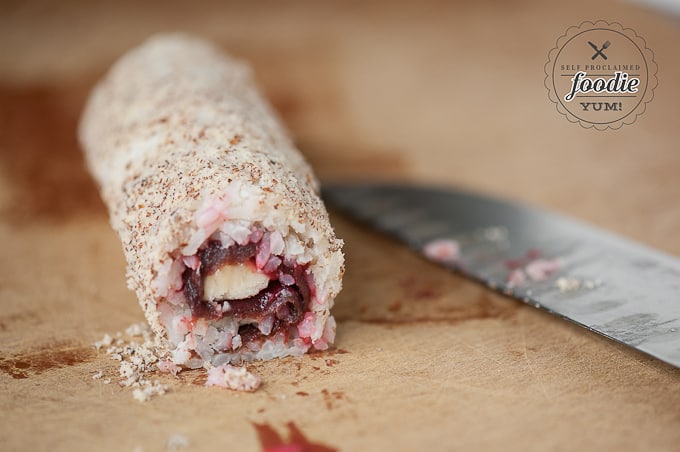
[93, 322, 169, 402]
[166, 434, 191, 451]
[93, 322, 263, 401]
[206, 363, 261, 392]
[131, 433, 191, 452]
[133, 380, 168, 402]
[93, 333, 113, 350]
[158, 359, 182, 376]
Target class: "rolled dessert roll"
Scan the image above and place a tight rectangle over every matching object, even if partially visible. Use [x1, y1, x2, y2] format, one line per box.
[78, 34, 344, 368]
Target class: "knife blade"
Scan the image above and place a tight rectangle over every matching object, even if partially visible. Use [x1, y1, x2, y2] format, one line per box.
[323, 183, 680, 368]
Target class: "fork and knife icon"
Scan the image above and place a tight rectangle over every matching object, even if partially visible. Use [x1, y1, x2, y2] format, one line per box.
[589, 41, 611, 60]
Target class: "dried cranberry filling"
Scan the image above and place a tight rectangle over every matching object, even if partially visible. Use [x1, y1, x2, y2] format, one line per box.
[181, 241, 310, 342]
[227, 282, 304, 323]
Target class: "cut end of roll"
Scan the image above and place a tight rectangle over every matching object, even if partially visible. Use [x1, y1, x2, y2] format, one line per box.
[151, 187, 341, 368]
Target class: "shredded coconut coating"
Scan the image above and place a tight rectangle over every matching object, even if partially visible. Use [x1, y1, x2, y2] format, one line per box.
[79, 33, 344, 359]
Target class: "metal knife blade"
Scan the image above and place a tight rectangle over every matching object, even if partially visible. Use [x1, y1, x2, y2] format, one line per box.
[323, 183, 680, 368]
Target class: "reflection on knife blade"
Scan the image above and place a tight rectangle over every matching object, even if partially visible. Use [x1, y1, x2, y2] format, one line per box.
[323, 183, 680, 369]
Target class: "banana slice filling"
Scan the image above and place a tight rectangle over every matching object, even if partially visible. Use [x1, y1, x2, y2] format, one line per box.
[203, 264, 269, 301]
[181, 240, 310, 345]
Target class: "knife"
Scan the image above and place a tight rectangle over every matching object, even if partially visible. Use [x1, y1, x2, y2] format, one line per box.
[323, 184, 680, 368]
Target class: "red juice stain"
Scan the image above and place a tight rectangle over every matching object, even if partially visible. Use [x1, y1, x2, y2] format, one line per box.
[320, 389, 345, 410]
[252, 423, 285, 450]
[252, 422, 336, 452]
[0, 339, 94, 379]
[308, 347, 349, 358]
[412, 288, 439, 300]
[0, 83, 106, 223]
[387, 300, 402, 312]
[398, 274, 417, 289]
[321, 389, 333, 410]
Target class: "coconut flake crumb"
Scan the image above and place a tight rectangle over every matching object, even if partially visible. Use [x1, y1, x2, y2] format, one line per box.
[205, 364, 261, 392]
[555, 276, 602, 293]
[95, 322, 265, 399]
[125, 322, 148, 337]
[93, 323, 169, 402]
[94, 334, 113, 350]
[166, 434, 191, 451]
[132, 380, 168, 402]
[580, 278, 598, 291]
[482, 226, 508, 242]
[158, 360, 182, 376]
[555, 277, 580, 293]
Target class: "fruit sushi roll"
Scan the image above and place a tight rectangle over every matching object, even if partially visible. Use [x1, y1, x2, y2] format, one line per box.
[79, 34, 344, 368]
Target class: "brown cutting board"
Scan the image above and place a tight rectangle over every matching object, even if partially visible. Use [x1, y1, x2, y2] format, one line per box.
[2, 1, 680, 451]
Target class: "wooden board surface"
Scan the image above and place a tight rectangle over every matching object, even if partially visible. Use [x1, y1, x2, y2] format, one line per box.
[1, 1, 680, 451]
